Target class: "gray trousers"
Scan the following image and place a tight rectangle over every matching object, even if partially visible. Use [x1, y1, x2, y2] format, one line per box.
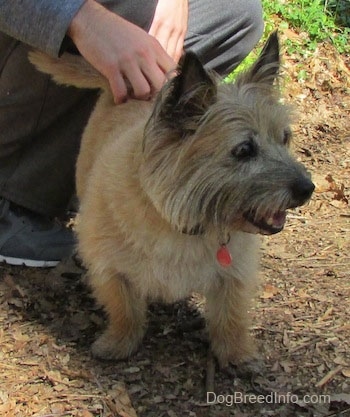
[0, 0, 263, 217]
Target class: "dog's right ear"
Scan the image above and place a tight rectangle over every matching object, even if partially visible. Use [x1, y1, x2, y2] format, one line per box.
[238, 31, 280, 86]
[158, 52, 217, 134]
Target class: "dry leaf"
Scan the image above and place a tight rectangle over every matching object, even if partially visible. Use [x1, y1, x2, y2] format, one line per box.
[261, 283, 280, 299]
[280, 361, 293, 373]
[78, 410, 95, 417]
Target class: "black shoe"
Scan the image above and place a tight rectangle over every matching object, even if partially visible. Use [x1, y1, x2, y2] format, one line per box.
[0, 199, 76, 267]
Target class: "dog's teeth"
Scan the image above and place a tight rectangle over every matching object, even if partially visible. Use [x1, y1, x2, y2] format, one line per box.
[266, 216, 274, 226]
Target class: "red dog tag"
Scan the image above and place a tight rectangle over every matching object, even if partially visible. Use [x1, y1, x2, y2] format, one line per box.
[216, 245, 232, 267]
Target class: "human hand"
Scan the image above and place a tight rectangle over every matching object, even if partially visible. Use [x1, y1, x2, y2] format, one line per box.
[148, 0, 188, 63]
[67, 0, 176, 103]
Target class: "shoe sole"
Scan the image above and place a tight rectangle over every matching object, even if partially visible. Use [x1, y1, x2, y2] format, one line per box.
[0, 254, 59, 268]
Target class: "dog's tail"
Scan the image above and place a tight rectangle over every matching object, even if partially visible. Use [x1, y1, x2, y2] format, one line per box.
[28, 50, 109, 90]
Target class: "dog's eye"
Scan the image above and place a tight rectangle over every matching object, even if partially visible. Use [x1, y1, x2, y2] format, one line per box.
[231, 139, 257, 160]
[283, 128, 292, 145]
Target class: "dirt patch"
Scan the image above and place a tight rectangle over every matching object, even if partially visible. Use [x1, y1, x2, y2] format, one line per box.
[0, 38, 349, 417]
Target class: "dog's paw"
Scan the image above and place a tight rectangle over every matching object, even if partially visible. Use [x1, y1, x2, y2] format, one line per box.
[91, 329, 143, 361]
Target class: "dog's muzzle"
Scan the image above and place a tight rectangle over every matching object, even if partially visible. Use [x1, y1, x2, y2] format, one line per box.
[243, 176, 315, 235]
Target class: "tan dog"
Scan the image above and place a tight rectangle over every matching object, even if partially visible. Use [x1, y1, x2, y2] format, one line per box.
[30, 33, 314, 367]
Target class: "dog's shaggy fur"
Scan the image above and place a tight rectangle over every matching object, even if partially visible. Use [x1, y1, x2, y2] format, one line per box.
[30, 33, 314, 366]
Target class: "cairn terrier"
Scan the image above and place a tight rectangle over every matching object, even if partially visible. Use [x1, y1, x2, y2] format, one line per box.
[30, 32, 314, 367]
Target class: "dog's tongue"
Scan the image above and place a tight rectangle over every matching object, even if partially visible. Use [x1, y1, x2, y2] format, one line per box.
[271, 211, 286, 228]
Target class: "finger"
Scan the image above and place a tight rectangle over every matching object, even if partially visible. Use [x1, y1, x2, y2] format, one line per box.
[154, 43, 177, 74]
[149, 24, 169, 55]
[149, 25, 180, 63]
[109, 70, 129, 104]
[173, 34, 185, 64]
[122, 62, 152, 100]
[141, 59, 168, 92]
[164, 34, 177, 62]
[147, 20, 158, 39]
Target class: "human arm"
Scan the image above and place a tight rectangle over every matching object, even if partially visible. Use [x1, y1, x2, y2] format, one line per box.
[0, 0, 85, 56]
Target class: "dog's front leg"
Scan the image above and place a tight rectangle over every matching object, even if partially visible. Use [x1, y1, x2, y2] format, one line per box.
[205, 275, 256, 368]
[90, 272, 147, 360]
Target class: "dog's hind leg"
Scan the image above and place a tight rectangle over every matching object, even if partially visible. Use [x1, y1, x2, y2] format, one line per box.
[90, 272, 147, 360]
[205, 276, 256, 368]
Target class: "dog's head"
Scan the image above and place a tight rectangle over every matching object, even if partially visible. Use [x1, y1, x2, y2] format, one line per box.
[140, 32, 314, 237]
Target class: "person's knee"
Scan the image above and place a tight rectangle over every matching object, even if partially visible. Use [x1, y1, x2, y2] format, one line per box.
[191, 0, 264, 74]
[243, 0, 264, 48]
[228, 0, 264, 69]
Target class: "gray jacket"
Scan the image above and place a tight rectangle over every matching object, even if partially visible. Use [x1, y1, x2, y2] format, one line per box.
[0, 0, 86, 56]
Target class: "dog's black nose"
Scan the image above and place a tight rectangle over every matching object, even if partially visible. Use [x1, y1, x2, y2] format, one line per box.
[291, 177, 315, 204]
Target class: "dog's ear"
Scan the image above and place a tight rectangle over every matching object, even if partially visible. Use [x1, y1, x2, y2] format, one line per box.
[171, 52, 216, 106]
[159, 52, 217, 133]
[241, 31, 280, 85]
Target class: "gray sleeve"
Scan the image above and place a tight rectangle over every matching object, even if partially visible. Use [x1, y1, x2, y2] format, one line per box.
[0, 0, 86, 56]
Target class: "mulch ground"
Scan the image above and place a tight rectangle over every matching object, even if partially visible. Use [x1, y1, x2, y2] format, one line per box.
[0, 33, 349, 417]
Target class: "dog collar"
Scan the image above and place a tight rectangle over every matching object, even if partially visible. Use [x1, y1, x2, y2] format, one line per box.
[181, 225, 232, 267]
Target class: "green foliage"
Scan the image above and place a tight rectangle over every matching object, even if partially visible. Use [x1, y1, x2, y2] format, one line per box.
[323, 0, 350, 28]
[263, 0, 349, 55]
[227, 0, 349, 82]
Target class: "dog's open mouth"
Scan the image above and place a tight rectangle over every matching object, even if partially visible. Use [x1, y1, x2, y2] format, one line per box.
[243, 210, 287, 235]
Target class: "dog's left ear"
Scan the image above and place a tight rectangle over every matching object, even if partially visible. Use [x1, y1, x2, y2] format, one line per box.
[159, 52, 217, 133]
[242, 31, 280, 85]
